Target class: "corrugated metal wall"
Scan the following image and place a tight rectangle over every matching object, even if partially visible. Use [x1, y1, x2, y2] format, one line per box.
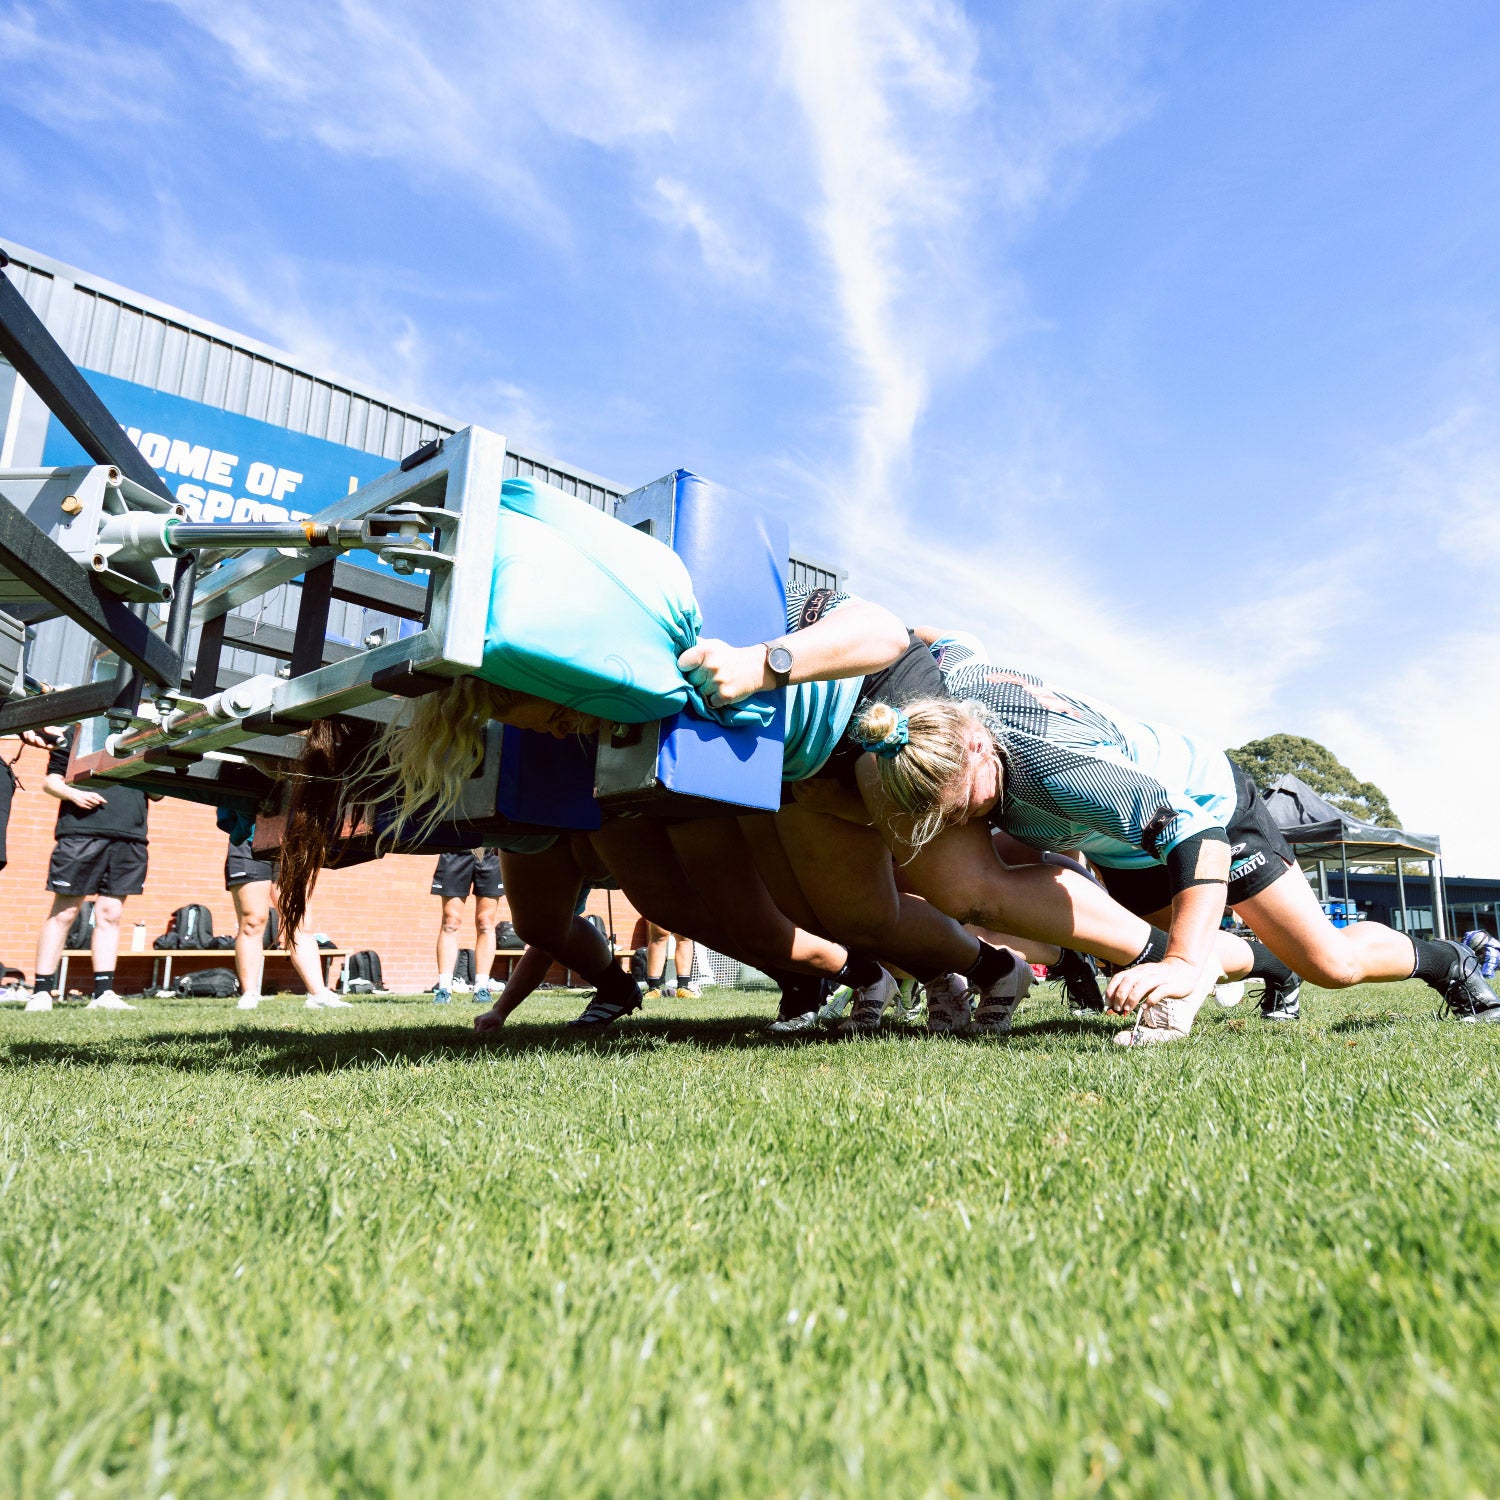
[1, 240, 843, 687]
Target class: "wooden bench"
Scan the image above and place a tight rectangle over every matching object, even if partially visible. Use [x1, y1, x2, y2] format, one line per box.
[58, 946, 347, 996]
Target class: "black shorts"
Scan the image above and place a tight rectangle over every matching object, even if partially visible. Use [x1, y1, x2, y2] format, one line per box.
[1093, 766, 1296, 917]
[46, 834, 148, 898]
[791, 633, 950, 795]
[0, 758, 13, 869]
[432, 850, 503, 899]
[225, 839, 276, 891]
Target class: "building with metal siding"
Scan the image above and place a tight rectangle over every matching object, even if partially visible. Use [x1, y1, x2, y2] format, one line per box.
[1, 237, 843, 687]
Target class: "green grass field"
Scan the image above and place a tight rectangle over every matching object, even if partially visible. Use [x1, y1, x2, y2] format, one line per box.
[3, 980, 1499, 1498]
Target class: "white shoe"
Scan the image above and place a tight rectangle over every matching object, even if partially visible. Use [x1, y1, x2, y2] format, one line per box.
[924, 973, 972, 1034]
[1114, 966, 1222, 1047]
[451, 980, 472, 995]
[0, 985, 27, 1005]
[1214, 980, 1246, 1008]
[306, 994, 353, 1009]
[973, 960, 1034, 1035]
[837, 969, 899, 1034]
[24, 991, 53, 1013]
[236, 994, 261, 1010]
[86, 991, 135, 1010]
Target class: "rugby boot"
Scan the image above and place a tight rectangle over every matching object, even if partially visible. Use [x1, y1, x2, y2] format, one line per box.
[972, 962, 1034, 1036]
[766, 976, 829, 1035]
[837, 969, 900, 1035]
[1114, 965, 1221, 1046]
[1433, 939, 1500, 1022]
[924, 973, 972, 1034]
[1055, 948, 1104, 1014]
[1259, 974, 1302, 1021]
[570, 969, 644, 1028]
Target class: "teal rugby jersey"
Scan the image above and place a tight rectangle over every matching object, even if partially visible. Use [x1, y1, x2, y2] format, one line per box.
[934, 640, 1237, 869]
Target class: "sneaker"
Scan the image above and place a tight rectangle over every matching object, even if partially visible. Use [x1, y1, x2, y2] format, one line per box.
[815, 984, 853, 1025]
[1433, 939, 1500, 1022]
[452, 980, 471, 995]
[972, 961, 1034, 1036]
[1054, 949, 1105, 1014]
[1114, 965, 1221, 1047]
[766, 1008, 822, 1035]
[306, 994, 353, 1009]
[570, 973, 643, 1027]
[472, 985, 493, 1006]
[675, 982, 702, 999]
[24, 991, 54, 1013]
[236, 994, 262, 1011]
[924, 973, 972, 1034]
[432, 985, 453, 1006]
[1214, 980, 1246, 1008]
[837, 969, 899, 1035]
[86, 991, 135, 1010]
[1259, 975, 1301, 1021]
[0, 985, 27, 1005]
[895, 978, 924, 1025]
[643, 985, 664, 1001]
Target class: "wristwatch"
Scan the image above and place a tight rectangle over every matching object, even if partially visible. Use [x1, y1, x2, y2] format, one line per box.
[764, 642, 794, 687]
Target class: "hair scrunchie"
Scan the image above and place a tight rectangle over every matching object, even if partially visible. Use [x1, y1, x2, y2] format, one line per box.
[858, 709, 909, 758]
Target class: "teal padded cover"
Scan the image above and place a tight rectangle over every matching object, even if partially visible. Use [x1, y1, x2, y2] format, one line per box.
[480, 478, 773, 727]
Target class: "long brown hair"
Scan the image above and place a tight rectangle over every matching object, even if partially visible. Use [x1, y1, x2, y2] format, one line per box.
[275, 677, 526, 934]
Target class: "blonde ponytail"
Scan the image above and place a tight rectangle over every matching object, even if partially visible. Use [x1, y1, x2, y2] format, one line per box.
[853, 695, 999, 851]
[370, 676, 526, 850]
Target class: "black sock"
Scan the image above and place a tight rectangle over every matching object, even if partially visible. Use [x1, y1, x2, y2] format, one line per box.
[965, 940, 1017, 992]
[647, 973, 665, 990]
[93, 971, 115, 997]
[835, 952, 883, 990]
[1244, 940, 1296, 985]
[588, 959, 637, 992]
[1410, 938, 1454, 988]
[1128, 929, 1170, 967]
[33, 971, 57, 994]
[905, 963, 945, 984]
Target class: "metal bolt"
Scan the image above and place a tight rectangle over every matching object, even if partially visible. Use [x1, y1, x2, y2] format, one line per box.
[60, 494, 83, 516]
[390, 557, 416, 575]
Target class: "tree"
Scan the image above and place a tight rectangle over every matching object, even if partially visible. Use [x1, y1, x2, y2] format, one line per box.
[1226, 733, 1401, 829]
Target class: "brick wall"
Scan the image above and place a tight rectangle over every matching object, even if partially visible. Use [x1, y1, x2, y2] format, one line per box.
[0, 744, 640, 993]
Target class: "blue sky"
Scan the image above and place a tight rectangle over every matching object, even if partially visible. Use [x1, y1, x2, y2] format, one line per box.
[4, 0, 1499, 869]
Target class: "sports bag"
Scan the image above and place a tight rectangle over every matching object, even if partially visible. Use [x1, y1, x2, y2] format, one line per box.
[453, 947, 476, 986]
[171, 903, 214, 948]
[263, 909, 280, 950]
[339, 949, 385, 994]
[176, 967, 239, 998]
[479, 478, 773, 729]
[65, 900, 96, 951]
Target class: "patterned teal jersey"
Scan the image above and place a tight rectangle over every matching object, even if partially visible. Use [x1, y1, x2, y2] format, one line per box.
[934, 640, 1237, 870]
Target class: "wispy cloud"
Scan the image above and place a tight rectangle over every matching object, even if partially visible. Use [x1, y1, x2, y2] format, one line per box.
[651, 178, 767, 283]
[156, 0, 688, 242]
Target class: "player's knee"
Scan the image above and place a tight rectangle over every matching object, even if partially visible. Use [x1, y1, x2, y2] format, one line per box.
[1299, 942, 1361, 989]
[93, 898, 124, 927]
[475, 915, 497, 937]
[238, 913, 267, 939]
[439, 914, 463, 936]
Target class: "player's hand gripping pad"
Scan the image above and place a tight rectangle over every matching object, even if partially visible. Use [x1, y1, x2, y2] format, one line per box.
[595, 471, 787, 817]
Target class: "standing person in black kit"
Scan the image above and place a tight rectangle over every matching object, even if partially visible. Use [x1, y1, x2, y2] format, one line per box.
[430, 848, 503, 1006]
[28, 725, 153, 1011]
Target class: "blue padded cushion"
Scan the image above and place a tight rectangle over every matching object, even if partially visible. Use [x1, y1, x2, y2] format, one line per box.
[651, 472, 787, 813]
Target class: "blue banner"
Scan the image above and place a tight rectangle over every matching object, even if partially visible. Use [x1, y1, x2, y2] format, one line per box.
[41, 370, 398, 523]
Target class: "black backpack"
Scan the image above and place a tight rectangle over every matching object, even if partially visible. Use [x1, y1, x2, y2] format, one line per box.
[339, 949, 384, 994]
[65, 900, 96, 951]
[453, 947, 476, 986]
[496, 920, 522, 950]
[263, 909, 280, 950]
[171, 903, 214, 948]
[176, 967, 240, 998]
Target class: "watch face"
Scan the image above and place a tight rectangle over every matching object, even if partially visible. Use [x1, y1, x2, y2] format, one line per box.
[768, 646, 794, 675]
